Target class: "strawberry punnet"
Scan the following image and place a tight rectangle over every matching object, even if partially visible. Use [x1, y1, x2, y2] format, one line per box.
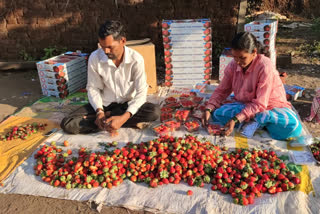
[174, 110, 190, 122]
[184, 119, 200, 132]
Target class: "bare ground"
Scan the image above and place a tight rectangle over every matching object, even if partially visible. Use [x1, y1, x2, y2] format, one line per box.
[0, 18, 319, 214]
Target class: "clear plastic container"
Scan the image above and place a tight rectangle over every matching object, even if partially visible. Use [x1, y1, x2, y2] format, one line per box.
[163, 102, 181, 109]
[184, 119, 201, 132]
[207, 123, 225, 136]
[194, 104, 206, 112]
[160, 112, 173, 122]
[163, 119, 182, 132]
[152, 124, 171, 137]
[192, 96, 204, 104]
[192, 110, 203, 120]
[165, 96, 177, 104]
[161, 106, 174, 113]
[180, 99, 198, 109]
[174, 109, 190, 122]
[179, 93, 192, 101]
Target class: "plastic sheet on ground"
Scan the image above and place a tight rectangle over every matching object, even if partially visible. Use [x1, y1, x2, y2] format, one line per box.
[1, 87, 320, 213]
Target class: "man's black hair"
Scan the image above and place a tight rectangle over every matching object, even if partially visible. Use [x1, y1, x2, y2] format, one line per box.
[98, 20, 126, 40]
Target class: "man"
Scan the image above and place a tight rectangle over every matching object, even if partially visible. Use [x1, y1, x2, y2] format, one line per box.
[61, 20, 160, 134]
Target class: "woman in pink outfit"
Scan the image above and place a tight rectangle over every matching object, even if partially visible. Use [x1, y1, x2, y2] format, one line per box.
[202, 32, 302, 140]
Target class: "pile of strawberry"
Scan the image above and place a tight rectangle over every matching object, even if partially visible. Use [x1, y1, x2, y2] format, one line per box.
[34, 135, 222, 189]
[34, 135, 301, 206]
[310, 138, 320, 162]
[0, 123, 47, 141]
[210, 148, 300, 205]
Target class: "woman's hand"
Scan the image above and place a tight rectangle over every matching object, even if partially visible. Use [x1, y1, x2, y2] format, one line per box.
[201, 110, 211, 127]
[224, 119, 236, 136]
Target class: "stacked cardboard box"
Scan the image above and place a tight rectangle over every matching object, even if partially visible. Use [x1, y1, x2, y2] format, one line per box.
[219, 48, 233, 81]
[162, 19, 212, 88]
[36, 54, 88, 98]
[244, 19, 278, 66]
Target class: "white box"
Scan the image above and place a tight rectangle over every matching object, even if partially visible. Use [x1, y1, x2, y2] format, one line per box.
[163, 19, 212, 87]
[244, 19, 278, 33]
[37, 53, 88, 98]
[219, 48, 233, 81]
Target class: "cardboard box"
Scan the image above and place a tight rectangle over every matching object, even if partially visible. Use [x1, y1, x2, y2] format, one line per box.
[127, 42, 158, 94]
[244, 19, 278, 32]
[37, 53, 88, 98]
[219, 48, 233, 81]
[162, 19, 212, 87]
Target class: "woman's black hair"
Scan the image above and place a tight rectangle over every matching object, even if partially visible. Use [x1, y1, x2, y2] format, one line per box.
[231, 32, 270, 57]
[98, 20, 126, 40]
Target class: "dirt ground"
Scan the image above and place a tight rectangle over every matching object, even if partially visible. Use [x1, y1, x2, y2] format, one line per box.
[0, 19, 319, 214]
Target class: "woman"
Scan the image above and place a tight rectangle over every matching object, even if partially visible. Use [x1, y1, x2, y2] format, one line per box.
[202, 32, 302, 140]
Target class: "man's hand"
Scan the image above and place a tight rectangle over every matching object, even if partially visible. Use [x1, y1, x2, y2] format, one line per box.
[95, 112, 105, 130]
[201, 110, 211, 127]
[104, 112, 131, 132]
[224, 119, 236, 136]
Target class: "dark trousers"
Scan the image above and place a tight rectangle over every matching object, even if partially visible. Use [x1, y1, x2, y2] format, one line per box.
[60, 102, 160, 134]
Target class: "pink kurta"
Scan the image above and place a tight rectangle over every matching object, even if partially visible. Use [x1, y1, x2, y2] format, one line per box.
[206, 54, 291, 122]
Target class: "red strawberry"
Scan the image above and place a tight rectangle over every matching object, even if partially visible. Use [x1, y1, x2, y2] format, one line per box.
[204, 49, 211, 56]
[162, 30, 170, 36]
[204, 42, 211, 49]
[240, 197, 249, 206]
[264, 25, 271, 31]
[164, 44, 171, 50]
[247, 195, 254, 204]
[187, 190, 193, 196]
[292, 177, 301, 185]
[277, 174, 286, 180]
[162, 22, 169, 29]
[203, 22, 211, 28]
[203, 28, 211, 35]
[53, 180, 60, 187]
[165, 57, 171, 63]
[165, 70, 172, 76]
[233, 197, 239, 204]
[163, 37, 171, 43]
[279, 162, 286, 169]
[268, 186, 276, 194]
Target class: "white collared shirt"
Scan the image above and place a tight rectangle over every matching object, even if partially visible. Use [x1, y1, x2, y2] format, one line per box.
[86, 46, 148, 115]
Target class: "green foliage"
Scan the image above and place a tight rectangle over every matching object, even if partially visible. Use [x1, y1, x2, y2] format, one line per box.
[296, 40, 320, 56]
[41, 46, 68, 60]
[19, 49, 35, 61]
[19, 46, 68, 61]
[311, 17, 320, 32]
[245, 17, 253, 24]
[212, 40, 224, 59]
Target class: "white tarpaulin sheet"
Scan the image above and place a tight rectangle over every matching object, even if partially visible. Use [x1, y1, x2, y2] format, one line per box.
[1, 87, 320, 213]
